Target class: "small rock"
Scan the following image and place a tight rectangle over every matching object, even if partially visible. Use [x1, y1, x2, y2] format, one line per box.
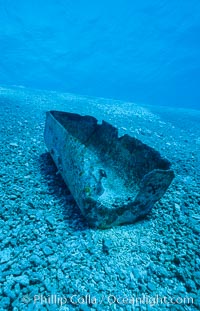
[185, 279, 196, 292]
[192, 225, 200, 235]
[80, 305, 91, 311]
[43, 246, 53, 256]
[175, 268, 186, 282]
[0, 297, 11, 308]
[14, 275, 30, 286]
[175, 284, 186, 294]
[156, 266, 169, 278]
[29, 254, 42, 265]
[193, 271, 200, 286]
[19, 259, 31, 270]
[132, 268, 142, 281]
[46, 216, 55, 226]
[57, 269, 64, 280]
[12, 266, 22, 276]
[0, 249, 11, 263]
[4, 287, 16, 299]
[128, 281, 135, 290]
[44, 278, 52, 292]
[147, 282, 157, 292]
[102, 238, 112, 255]
[48, 255, 58, 265]
[104, 266, 112, 275]
[9, 143, 18, 147]
[14, 283, 21, 295]
[175, 203, 181, 212]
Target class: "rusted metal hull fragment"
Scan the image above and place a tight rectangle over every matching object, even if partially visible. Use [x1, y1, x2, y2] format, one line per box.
[44, 111, 174, 228]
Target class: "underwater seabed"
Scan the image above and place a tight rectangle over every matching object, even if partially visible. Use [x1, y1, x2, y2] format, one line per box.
[0, 86, 200, 310]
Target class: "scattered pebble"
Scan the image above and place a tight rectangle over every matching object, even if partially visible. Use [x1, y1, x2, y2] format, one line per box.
[0, 87, 199, 310]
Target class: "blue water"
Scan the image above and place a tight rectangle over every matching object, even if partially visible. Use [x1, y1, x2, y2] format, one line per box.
[0, 0, 200, 109]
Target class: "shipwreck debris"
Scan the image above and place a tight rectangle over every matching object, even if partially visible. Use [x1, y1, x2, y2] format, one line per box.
[44, 111, 174, 228]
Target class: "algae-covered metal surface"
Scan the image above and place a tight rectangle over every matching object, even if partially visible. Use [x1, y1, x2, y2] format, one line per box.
[44, 110, 174, 228]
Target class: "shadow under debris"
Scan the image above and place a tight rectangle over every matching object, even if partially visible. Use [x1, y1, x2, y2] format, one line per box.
[38, 152, 90, 231]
